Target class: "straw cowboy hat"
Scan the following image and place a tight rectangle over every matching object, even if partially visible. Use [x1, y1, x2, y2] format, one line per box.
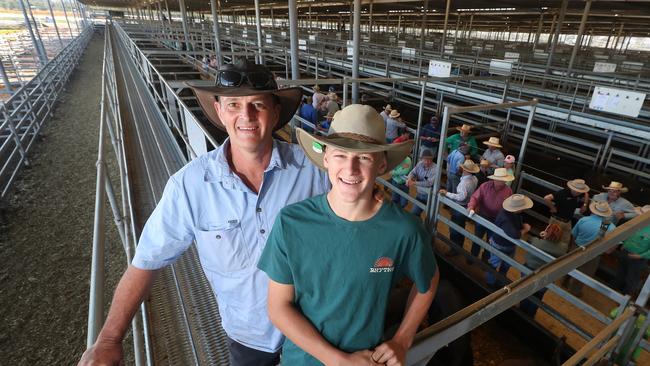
[488, 167, 515, 182]
[634, 205, 650, 216]
[187, 59, 302, 131]
[460, 159, 480, 174]
[602, 181, 628, 193]
[503, 194, 533, 212]
[296, 104, 413, 172]
[483, 137, 503, 148]
[389, 110, 401, 119]
[566, 179, 590, 193]
[456, 124, 472, 133]
[589, 201, 613, 218]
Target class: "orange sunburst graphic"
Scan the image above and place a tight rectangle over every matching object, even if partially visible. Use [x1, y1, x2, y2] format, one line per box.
[374, 257, 394, 268]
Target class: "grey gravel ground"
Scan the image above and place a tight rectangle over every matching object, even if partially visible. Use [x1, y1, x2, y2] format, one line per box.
[0, 34, 132, 365]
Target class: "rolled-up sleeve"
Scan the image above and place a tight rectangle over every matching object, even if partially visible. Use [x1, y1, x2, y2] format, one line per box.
[132, 176, 195, 270]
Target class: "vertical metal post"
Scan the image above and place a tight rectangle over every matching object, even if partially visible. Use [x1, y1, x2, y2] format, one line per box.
[368, 0, 374, 40]
[342, 77, 349, 106]
[467, 14, 473, 40]
[45, 0, 63, 47]
[209, 0, 223, 68]
[514, 101, 538, 186]
[613, 23, 624, 51]
[397, 15, 401, 40]
[544, 0, 568, 76]
[178, 0, 190, 50]
[533, 12, 544, 49]
[440, 0, 451, 53]
[453, 13, 461, 43]
[349, 1, 353, 40]
[0, 60, 12, 93]
[288, 0, 299, 80]
[413, 78, 427, 165]
[351, 0, 361, 104]
[270, 7, 275, 28]
[426, 104, 450, 233]
[254, 0, 264, 64]
[566, 0, 591, 77]
[18, 0, 48, 67]
[419, 0, 429, 51]
[60, 0, 73, 37]
[545, 13, 557, 52]
[164, 0, 172, 23]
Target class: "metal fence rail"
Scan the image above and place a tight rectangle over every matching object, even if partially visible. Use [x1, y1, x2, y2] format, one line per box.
[0, 26, 92, 199]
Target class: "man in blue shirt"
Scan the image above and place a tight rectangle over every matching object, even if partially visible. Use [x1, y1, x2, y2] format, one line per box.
[298, 96, 319, 133]
[446, 143, 469, 194]
[79, 60, 329, 366]
[419, 115, 441, 154]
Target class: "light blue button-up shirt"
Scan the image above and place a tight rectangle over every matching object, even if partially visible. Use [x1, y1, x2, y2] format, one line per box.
[446, 149, 465, 175]
[572, 215, 616, 246]
[132, 139, 330, 352]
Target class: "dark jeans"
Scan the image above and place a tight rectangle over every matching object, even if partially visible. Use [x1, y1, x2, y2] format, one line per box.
[391, 180, 409, 208]
[615, 249, 648, 296]
[228, 338, 281, 366]
[449, 208, 467, 248]
[471, 220, 493, 258]
[486, 239, 516, 287]
[411, 193, 428, 216]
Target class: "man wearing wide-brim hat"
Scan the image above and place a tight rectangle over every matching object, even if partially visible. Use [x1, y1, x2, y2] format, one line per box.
[445, 123, 478, 158]
[440, 160, 480, 256]
[259, 104, 439, 366]
[543, 178, 591, 243]
[592, 181, 638, 224]
[380, 103, 392, 123]
[80, 60, 330, 366]
[568, 201, 617, 296]
[385, 109, 406, 143]
[481, 136, 505, 171]
[467, 168, 514, 262]
[487, 194, 533, 287]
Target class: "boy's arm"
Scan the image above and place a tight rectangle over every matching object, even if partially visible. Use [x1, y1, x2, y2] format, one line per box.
[373, 268, 440, 365]
[267, 280, 376, 366]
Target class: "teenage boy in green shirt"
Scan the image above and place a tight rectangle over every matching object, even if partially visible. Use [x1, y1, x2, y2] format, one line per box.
[258, 104, 440, 366]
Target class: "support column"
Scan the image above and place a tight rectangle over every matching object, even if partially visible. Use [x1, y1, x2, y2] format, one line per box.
[467, 13, 473, 40]
[545, 13, 557, 52]
[368, 0, 373, 40]
[566, 0, 591, 75]
[254, 0, 264, 64]
[613, 23, 624, 52]
[45, 0, 63, 47]
[533, 12, 544, 49]
[209, 0, 223, 67]
[60, 0, 73, 37]
[545, 0, 568, 75]
[18, 0, 47, 67]
[397, 15, 401, 40]
[352, 0, 361, 103]
[419, 0, 429, 50]
[288, 0, 299, 80]
[453, 13, 461, 43]
[178, 0, 190, 50]
[349, 1, 354, 40]
[270, 7, 275, 28]
[440, 0, 451, 52]
[0, 59, 12, 93]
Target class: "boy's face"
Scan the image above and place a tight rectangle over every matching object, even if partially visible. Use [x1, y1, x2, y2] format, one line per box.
[323, 148, 387, 204]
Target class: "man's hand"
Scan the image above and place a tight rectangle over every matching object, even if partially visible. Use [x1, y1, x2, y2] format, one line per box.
[439, 189, 447, 195]
[372, 340, 407, 366]
[406, 178, 415, 188]
[78, 340, 123, 366]
[615, 212, 625, 221]
[337, 350, 377, 366]
[372, 185, 385, 203]
[549, 206, 557, 214]
[468, 209, 475, 217]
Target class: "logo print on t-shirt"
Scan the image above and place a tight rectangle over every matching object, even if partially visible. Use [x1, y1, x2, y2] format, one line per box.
[370, 257, 395, 273]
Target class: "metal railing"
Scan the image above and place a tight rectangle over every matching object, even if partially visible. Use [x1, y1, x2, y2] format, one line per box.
[0, 26, 92, 199]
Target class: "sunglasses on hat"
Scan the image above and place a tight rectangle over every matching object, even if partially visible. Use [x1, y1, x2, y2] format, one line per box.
[217, 70, 275, 89]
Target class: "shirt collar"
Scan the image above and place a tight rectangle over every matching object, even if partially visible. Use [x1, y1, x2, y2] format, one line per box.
[204, 139, 286, 183]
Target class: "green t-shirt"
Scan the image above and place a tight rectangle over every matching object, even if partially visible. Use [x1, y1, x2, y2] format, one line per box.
[623, 226, 650, 259]
[445, 133, 478, 156]
[258, 194, 437, 365]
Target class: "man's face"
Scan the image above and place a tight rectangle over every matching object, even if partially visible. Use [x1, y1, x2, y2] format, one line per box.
[214, 94, 280, 152]
[607, 189, 621, 200]
[422, 157, 433, 168]
[323, 148, 387, 204]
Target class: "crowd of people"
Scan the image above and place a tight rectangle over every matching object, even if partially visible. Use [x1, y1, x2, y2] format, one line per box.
[78, 59, 647, 366]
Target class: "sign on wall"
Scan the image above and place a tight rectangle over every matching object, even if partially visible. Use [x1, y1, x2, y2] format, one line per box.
[489, 59, 513, 76]
[401, 47, 416, 59]
[428, 60, 452, 78]
[444, 44, 454, 54]
[504, 52, 520, 62]
[589, 86, 646, 118]
[265, 34, 272, 44]
[347, 40, 354, 57]
[298, 39, 307, 51]
[593, 62, 616, 73]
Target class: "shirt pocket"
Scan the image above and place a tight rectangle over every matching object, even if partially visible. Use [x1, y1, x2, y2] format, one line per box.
[195, 223, 252, 273]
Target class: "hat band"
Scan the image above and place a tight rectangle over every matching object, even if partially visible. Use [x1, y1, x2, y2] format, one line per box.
[328, 132, 383, 145]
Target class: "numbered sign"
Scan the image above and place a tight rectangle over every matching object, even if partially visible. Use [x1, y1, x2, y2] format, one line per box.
[593, 62, 616, 73]
[489, 59, 513, 76]
[589, 87, 646, 118]
[428, 60, 452, 78]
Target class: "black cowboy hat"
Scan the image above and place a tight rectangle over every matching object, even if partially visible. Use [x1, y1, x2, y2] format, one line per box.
[187, 59, 302, 131]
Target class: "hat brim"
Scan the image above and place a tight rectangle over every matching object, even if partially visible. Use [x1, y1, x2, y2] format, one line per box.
[590, 202, 613, 217]
[483, 141, 503, 148]
[187, 83, 303, 131]
[602, 185, 629, 193]
[503, 197, 534, 212]
[296, 128, 413, 173]
[461, 164, 480, 174]
[488, 173, 515, 182]
[567, 181, 590, 193]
